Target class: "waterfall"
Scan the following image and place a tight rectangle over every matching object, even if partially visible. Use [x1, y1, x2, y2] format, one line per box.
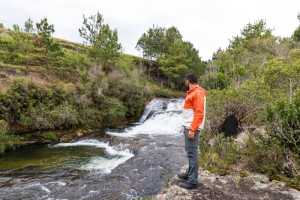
[106, 98, 184, 137]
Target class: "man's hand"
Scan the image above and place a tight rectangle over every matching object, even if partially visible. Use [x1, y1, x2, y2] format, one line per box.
[188, 130, 195, 140]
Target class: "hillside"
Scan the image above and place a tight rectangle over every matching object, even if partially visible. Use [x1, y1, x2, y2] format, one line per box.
[0, 28, 181, 152]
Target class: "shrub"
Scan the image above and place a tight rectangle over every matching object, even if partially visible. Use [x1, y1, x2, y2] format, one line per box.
[206, 79, 272, 133]
[266, 89, 300, 154]
[41, 131, 57, 141]
[153, 87, 171, 98]
[199, 132, 239, 175]
[0, 120, 20, 153]
[199, 130, 300, 182]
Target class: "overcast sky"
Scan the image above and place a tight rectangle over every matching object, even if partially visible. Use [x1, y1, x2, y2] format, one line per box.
[1, 0, 300, 60]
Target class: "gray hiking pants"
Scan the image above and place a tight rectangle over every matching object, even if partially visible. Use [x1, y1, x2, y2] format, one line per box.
[184, 127, 199, 185]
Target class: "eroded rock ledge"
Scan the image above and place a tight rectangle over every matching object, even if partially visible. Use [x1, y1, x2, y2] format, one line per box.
[157, 166, 300, 200]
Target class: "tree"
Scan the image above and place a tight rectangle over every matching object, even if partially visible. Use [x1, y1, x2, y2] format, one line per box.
[137, 25, 204, 86]
[36, 17, 63, 74]
[229, 19, 273, 50]
[79, 11, 122, 70]
[8, 19, 35, 69]
[0, 23, 4, 29]
[23, 19, 35, 68]
[159, 41, 190, 88]
[136, 25, 182, 60]
[292, 13, 300, 42]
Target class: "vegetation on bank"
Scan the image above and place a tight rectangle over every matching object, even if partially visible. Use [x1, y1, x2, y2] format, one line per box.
[0, 12, 189, 153]
[198, 16, 300, 189]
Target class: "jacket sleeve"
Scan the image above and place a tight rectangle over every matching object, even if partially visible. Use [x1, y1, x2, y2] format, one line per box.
[189, 91, 205, 132]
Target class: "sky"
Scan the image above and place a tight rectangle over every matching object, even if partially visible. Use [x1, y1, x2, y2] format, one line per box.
[1, 0, 300, 61]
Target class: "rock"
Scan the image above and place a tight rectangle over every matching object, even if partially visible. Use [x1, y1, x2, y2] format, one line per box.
[76, 132, 83, 137]
[157, 166, 300, 200]
[253, 127, 269, 138]
[165, 185, 193, 200]
[234, 131, 250, 147]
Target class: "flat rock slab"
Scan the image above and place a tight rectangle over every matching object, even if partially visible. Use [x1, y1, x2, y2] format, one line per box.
[158, 167, 300, 200]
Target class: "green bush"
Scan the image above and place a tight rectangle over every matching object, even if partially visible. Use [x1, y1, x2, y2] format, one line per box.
[199, 130, 300, 182]
[41, 131, 57, 141]
[0, 120, 20, 153]
[266, 89, 300, 154]
[199, 132, 239, 175]
[206, 79, 273, 133]
[153, 87, 171, 98]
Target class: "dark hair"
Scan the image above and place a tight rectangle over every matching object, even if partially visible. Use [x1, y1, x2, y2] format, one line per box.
[186, 73, 198, 84]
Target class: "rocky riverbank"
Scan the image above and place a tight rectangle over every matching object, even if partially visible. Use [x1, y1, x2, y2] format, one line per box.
[157, 166, 300, 200]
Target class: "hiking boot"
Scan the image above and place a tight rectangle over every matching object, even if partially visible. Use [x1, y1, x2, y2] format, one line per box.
[179, 182, 198, 189]
[177, 173, 188, 180]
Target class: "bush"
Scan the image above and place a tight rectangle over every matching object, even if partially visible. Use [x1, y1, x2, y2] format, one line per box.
[153, 87, 171, 98]
[266, 89, 300, 154]
[206, 79, 272, 133]
[199, 132, 239, 175]
[199, 130, 300, 183]
[41, 131, 57, 141]
[0, 120, 20, 153]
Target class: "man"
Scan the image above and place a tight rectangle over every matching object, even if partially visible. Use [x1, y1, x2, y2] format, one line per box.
[178, 73, 206, 189]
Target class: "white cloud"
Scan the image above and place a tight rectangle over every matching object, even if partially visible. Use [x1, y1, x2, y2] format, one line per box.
[1, 0, 300, 60]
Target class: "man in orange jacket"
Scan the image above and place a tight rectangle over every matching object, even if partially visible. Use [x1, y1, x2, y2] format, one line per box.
[178, 73, 206, 189]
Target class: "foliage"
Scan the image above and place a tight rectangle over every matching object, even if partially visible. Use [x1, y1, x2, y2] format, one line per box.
[36, 17, 64, 73]
[8, 19, 35, 69]
[136, 25, 168, 60]
[292, 13, 300, 42]
[262, 51, 300, 94]
[202, 19, 291, 90]
[229, 19, 273, 50]
[199, 132, 239, 175]
[0, 120, 20, 153]
[41, 131, 57, 141]
[199, 131, 300, 182]
[79, 11, 121, 70]
[206, 80, 272, 133]
[136, 25, 205, 88]
[266, 89, 300, 154]
[0, 23, 4, 29]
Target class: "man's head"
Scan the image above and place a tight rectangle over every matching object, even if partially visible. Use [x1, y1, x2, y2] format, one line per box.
[185, 73, 198, 86]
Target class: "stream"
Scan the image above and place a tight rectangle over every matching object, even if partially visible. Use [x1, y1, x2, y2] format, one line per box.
[0, 98, 187, 200]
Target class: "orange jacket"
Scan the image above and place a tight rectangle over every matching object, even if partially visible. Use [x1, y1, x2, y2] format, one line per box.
[182, 85, 206, 132]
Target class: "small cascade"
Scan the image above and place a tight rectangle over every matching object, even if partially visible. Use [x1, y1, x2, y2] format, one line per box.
[107, 98, 184, 137]
[52, 139, 134, 172]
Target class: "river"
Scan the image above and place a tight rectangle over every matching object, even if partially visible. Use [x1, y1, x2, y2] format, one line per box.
[0, 98, 187, 200]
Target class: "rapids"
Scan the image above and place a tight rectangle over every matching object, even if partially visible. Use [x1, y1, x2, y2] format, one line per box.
[0, 98, 187, 199]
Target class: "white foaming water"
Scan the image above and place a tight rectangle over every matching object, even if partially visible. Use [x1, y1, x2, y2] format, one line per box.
[107, 98, 184, 137]
[52, 139, 134, 172]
